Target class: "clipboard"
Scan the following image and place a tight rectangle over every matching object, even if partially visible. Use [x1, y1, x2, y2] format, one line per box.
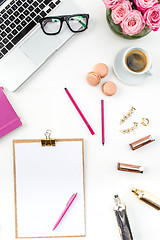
[13, 131, 86, 238]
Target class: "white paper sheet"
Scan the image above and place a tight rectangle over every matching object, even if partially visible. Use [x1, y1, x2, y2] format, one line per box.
[14, 140, 85, 238]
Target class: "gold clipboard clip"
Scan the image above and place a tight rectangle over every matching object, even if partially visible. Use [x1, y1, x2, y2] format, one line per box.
[41, 130, 55, 147]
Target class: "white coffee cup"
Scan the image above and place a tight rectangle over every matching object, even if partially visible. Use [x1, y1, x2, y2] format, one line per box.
[123, 46, 152, 75]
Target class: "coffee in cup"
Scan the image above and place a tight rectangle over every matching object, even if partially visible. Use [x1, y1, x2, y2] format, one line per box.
[125, 50, 147, 73]
[123, 46, 152, 76]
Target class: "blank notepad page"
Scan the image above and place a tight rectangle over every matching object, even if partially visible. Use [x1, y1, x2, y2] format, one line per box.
[14, 139, 85, 238]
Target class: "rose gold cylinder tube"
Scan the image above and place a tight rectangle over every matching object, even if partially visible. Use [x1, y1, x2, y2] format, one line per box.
[129, 135, 155, 150]
[117, 163, 143, 173]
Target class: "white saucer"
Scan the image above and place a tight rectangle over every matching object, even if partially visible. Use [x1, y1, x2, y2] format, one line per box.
[113, 47, 150, 85]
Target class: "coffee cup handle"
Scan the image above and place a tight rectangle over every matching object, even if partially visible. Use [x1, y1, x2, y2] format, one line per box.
[145, 65, 152, 76]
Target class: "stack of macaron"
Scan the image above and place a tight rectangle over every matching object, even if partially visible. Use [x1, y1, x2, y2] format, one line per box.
[86, 63, 117, 96]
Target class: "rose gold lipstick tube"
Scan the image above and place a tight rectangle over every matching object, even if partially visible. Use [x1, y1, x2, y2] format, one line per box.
[131, 188, 160, 210]
[129, 135, 155, 150]
[117, 163, 143, 173]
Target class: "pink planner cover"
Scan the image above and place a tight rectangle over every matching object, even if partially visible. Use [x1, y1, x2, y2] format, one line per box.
[0, 87, 22, 138]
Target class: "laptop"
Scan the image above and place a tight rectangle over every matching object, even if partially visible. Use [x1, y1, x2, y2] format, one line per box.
[0, 0, 82, 91]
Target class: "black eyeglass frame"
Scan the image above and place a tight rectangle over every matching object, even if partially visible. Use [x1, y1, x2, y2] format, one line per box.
[39, 14, 89, 35]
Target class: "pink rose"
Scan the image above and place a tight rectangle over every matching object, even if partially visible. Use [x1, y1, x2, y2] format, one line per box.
[144, 4, 160, 31]
[134, 0, 158, 12]
[111, 0, 132, 24]
[102, 0, 122, 10]
[120, 10, 145, 35]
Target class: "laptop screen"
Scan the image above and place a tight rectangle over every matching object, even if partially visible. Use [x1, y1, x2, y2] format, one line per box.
[0, 0, 6, 7]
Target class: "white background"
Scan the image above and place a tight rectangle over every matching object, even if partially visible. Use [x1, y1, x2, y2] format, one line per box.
[1, 0, 160, 239]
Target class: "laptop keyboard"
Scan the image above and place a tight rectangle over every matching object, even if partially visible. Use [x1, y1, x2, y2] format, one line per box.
[0, 0, 61, 60]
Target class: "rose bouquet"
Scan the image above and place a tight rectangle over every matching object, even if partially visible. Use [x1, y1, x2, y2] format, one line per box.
[103, 0, 160, 38]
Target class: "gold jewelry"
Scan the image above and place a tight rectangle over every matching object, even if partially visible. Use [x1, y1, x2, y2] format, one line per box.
[120, 107, 136, 124]
[141, 118, 149, 126]
[120, 122, 138, 134]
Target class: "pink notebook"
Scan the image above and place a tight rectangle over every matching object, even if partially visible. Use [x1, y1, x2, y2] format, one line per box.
[0, 87, 22, 138]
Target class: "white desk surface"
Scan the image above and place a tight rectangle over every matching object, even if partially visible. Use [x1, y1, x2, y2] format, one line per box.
[1, 0, 160, 239]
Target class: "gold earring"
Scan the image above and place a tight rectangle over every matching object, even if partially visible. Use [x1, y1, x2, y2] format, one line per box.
[120, 122, 138, 134]
[120, 107, 136, 124]
[141, 118, 149, 126]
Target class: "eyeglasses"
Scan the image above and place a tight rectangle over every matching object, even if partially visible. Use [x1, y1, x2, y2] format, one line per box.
[39, 14, 89, 35]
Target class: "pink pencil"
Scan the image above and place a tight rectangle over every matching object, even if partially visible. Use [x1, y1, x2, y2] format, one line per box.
[53, 193, 77, 230]
[101, 100, 105, 145]
[65, 88, 95, 135]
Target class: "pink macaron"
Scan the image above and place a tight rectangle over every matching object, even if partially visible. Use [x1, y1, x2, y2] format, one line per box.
[86, 72, 101, 86]
[102, 81, 117, 96]
[93, 63, 108, 78]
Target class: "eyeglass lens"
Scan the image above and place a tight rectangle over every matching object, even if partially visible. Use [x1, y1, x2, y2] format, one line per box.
[41, 15, 88, 34]
[42, 18, 61, 34]
[68, 16, 87, 32]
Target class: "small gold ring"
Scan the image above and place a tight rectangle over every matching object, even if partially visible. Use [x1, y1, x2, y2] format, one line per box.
[141, 118, 149, 126]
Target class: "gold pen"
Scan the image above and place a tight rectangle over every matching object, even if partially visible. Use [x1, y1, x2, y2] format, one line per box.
[131, 188, 160, 210]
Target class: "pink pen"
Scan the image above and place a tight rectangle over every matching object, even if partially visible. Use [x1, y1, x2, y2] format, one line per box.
[101, 100, 105, 145]
[65, 88, 95, 135]
[53, 193, 77, 231]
